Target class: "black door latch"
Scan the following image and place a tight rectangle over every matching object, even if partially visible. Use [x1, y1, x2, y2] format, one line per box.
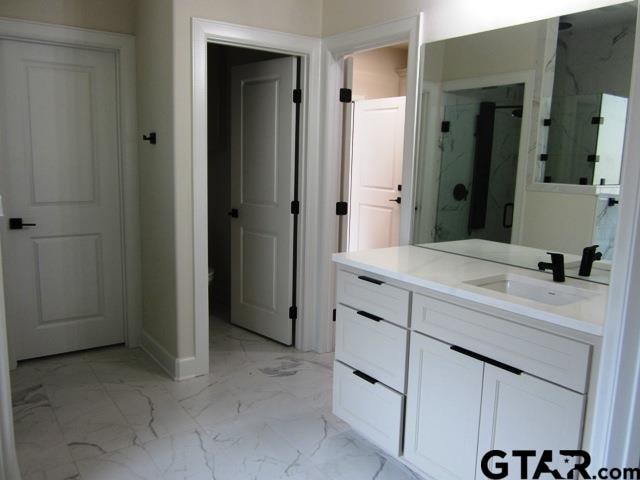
[227, 209, 239, 218]
[9, 218, 36, 230]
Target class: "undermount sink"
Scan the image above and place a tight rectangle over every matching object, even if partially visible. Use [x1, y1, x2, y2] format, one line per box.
[465, 274, 592, 306]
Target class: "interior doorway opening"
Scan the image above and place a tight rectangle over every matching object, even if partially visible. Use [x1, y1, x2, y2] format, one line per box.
[207, 43, 301, 347]
[340, 44, 409, 253]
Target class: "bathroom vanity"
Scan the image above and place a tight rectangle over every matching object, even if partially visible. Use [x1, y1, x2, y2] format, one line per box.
[331, 246, 606, 480]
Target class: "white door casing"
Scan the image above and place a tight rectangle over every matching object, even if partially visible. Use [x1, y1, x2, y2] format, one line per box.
[0, 40, 125, 360]
[348, 97, 406, 251]
[230, 56, 296, 345]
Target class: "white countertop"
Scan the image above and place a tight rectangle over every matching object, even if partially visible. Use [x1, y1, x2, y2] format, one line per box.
[333, 246, 608, 336]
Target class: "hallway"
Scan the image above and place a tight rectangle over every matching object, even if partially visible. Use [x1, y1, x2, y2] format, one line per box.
[10, 317, 418, 480]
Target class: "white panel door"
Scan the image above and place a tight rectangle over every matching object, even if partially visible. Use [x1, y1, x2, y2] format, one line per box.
[476, 365, 585, 479]
[0, 40, 124, 360]
[348, 97, 405, 252]
[404, 333, 484, 480]
[230, 57, 296, 345]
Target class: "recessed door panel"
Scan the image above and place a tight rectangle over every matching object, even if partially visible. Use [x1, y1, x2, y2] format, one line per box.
[241, 79, 279, 207]
[27, 64, 96, 204]
[35, 235, 103, 324]
[240, 228, 277, 312]
[357, 204, 394, 250]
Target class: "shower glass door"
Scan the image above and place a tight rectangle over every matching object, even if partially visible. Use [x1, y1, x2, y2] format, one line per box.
[434, 88, 523, 243]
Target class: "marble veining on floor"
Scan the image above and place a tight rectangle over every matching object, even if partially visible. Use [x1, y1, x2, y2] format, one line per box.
[10, 317, 419, 480]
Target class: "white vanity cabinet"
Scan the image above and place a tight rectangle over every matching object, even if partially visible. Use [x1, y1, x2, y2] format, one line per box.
[331, 261, 597, 480]
[333, 270, 411, 456]
[404, 331, 586, 480]
[403, 333, 484, 480]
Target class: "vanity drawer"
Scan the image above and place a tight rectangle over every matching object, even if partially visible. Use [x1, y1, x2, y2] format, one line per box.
[411, 294, 591, 393]
[336, 270, 410, 328]
[335, 304, 408, 393]
[333, 360, 404, 456]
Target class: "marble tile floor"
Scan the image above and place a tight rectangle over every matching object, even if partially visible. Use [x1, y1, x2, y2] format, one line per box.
[10, 316, 420, 480]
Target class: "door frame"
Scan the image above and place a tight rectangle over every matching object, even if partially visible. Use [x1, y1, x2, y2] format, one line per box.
[191, 19, 322, 371]
[0, 17, 141, 367]
[316, 15, 423, 353]
[438, 70, 536, 245]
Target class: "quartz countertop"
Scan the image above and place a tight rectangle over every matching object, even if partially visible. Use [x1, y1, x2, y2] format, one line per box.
[333, 246, 608, 336]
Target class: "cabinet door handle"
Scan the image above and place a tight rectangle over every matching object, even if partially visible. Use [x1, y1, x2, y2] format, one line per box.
[353, 370, 378, 385]
[356, 311, 383, 322]
[450, 345, 522, 376]
[357, 275, 384, 285]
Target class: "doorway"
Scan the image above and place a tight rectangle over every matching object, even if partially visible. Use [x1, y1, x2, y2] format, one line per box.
[0, 39, 130, 361]
[207, 44, 300, 346]
[342, 45, 409, 252]
[433, 83, 525, 244]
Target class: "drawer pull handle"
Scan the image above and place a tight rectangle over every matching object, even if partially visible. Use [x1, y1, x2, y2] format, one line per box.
[356, 311, 383, 322]
[353, 370, 378, 384]
[450, 345, 522, 376]
[357, 275, 384, 285]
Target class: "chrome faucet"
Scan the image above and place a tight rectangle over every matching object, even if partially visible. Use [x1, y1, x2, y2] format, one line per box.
[579, 245, 602, 277]
[538, 252, 565, 282]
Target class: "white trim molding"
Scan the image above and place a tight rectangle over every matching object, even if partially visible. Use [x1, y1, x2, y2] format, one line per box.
[191, 19, 323, 372]
[317, 15, 423, 353]
[141, 331, 196, 381]
[0, 17, 142, 358]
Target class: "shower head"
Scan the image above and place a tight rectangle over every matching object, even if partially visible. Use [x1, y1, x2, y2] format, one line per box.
[559, 21, 573, 31]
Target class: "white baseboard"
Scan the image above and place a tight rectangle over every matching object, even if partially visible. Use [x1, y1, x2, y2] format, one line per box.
[141, 330, 197, 381]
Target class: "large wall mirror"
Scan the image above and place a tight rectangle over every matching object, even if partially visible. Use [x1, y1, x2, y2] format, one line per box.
[412, 1, 637, 285]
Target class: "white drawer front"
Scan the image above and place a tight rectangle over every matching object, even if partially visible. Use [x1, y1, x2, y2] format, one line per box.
[333, 360, 404, 456]
[335, 304, 408, 393]
[412, 294, 591, 393]
[336, 270, 410, 328]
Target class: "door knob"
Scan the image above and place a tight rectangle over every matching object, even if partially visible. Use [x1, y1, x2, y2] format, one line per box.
[9, 218, 36, 230]
[388, 197, 401, 204]
[227, 209, 239, 218]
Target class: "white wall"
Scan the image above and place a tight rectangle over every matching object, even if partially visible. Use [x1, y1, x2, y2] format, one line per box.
[351, 46, 408, 100]
[136, 0, 179, 357]
[0, 236, 19, 479]
[520, 191, 599, 254]
[322, 0, 632, 40]
[0, 0, 135, 34]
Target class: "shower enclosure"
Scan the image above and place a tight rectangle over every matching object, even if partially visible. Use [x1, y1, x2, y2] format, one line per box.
[434, 84, 525, 243]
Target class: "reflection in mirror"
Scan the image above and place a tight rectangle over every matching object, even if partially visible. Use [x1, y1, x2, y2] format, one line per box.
[412, 2, 637, 285]
[542, 6, 636, 186]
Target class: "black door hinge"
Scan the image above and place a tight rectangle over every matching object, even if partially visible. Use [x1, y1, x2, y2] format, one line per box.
[289, 306, 298, 320]
[336, 201, 348, 216]
[291, 200, 300, 215]
[332, 308, 336, 322]
[293, 88, 302, 104]
[441, 121, 450, 133]
[339, 88, 352, 103]
[592, 116, 604, 125]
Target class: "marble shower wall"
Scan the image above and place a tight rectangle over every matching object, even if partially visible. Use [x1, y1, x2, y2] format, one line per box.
[434, 85, 524, 243]
[543, 6, 635, 185]
[594, 195, 620, 260]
